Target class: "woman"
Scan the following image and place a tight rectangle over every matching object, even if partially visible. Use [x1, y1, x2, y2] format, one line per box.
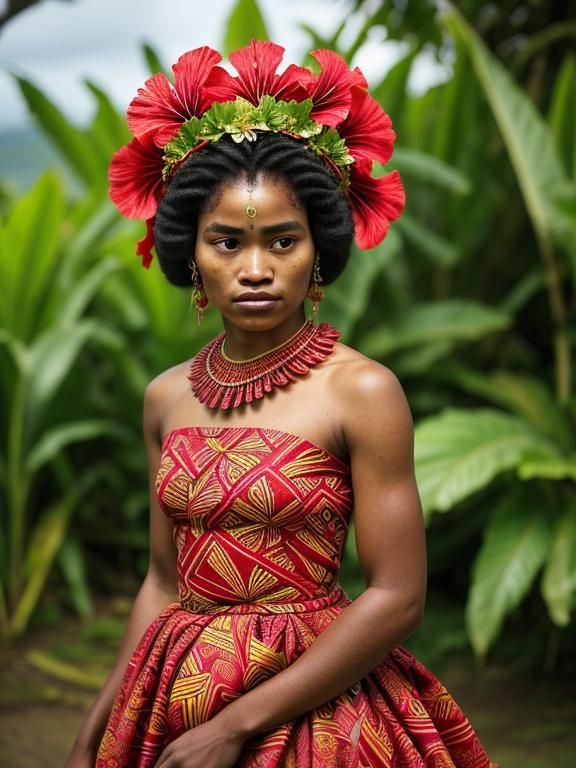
[65, 41, 496, 768]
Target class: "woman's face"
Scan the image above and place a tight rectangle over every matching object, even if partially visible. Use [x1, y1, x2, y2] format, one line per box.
[194, 173, 315, 334]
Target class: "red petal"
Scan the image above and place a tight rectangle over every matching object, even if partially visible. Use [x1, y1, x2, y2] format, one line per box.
[109, 134, 164, 220]
[136, 217, 155, 268]
[339, 86, 396, 165]
[204, 40, 312, 104]
[349, 162, 405, 249]
[127, 73, 185, 146]
[128, 47, 221, 147]
[308, 49, 367, 128]
[172, 46, 222, 117]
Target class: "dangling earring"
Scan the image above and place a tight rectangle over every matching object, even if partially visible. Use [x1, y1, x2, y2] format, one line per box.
[189, 259, 208, 324]
[307, 254, 324, 322]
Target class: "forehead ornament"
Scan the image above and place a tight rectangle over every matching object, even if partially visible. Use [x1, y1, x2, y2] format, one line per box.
[245, 203, 257, 219]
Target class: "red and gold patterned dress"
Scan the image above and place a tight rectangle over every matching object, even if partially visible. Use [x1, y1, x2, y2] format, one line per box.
[97, 426, 496, 767]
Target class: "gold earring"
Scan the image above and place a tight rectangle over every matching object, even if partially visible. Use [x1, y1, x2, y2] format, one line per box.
[189, 259, 208, 324]
[307, 254, 324, 322]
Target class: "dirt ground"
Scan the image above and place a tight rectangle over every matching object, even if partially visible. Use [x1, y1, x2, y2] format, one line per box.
[1, 621, 575, 768]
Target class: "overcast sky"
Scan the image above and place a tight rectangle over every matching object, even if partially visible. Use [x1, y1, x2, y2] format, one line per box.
[0, 0, 436, 133]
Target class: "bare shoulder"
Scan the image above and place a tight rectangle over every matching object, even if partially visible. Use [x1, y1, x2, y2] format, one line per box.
[328, 343, 414, 460]
[330, 343, 410, 415]
[143, 360, 191, 442]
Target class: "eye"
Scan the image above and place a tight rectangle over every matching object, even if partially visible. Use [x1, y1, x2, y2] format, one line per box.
[272, 237, 295, 250]
[215, 238, 240, 251]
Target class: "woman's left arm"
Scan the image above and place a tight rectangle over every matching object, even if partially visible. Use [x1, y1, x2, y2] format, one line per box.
[156, 363, 426, 767]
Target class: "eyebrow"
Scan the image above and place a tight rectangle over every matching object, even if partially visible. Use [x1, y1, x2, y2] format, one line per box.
[203, 221, 306, 236]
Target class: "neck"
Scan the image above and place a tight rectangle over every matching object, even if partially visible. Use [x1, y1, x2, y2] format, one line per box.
[221, 311, 308, 361]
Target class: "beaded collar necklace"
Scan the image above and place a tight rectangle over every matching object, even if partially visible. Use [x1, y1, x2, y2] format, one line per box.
[189, 320, 340, 410]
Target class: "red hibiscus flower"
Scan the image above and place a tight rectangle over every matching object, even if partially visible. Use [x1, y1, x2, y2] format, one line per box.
[348, 160, 405, 249]
[127, 46, 222, 147]
[109, 133, 164, 220]
[307, 49, 368, 128]
[203, 40, 312, 105]
[135, 217, 156, 269]
[339, 86, 396, 165]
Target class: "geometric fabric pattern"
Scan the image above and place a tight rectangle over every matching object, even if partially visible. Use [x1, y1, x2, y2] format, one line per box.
[96, 426, 497, 767]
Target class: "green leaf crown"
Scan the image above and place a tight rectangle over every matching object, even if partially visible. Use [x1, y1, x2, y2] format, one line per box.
[162, 95, 354, 186]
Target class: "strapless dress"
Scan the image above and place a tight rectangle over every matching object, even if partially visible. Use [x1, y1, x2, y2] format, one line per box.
[96, 426, 496, 767]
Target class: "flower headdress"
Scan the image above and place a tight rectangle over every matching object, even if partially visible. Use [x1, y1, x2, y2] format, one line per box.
[109, 41, 405, 268]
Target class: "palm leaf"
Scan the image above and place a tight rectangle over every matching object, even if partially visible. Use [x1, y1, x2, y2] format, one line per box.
[26, 420, 127, 473]
[142, 42, 171, 79]
[414, 408, 559, 516]
[15, 77, 105, 189]
[547, 52, 576, 181]
[389, 148, 471, 195]
[541, 503, 576, 626]
[58, 537, 93, 618]
[395, 212, 460, 267]
[372, 48, 418, 130]
[467, 487, 552, 657]
[444, 6, 576, 246]
[0, 172, 64, 339]
[9, 493, 77, 637]
[361, 300, 510, 359]
[322, 230, 401, 341]
[518, 454, 576, 482]
[86, 79, 131, 158]
[25, 321, 123, 435]
[224, 0, 269, 56]
[445, 369, 571, 449]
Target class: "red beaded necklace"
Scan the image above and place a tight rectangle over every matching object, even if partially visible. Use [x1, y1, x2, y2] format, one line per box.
[189, 321, 340, 410]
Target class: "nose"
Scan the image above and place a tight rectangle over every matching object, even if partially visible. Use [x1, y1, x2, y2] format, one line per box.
[237, 246, 273, 285]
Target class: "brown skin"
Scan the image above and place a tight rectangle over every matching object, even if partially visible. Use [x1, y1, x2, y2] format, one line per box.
[64, 173, 426, 768]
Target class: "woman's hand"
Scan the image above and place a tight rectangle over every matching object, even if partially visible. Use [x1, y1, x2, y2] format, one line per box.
[155, 714, 246, 768]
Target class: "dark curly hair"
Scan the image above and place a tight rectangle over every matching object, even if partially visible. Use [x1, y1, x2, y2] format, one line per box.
[154, 132, 354, 287]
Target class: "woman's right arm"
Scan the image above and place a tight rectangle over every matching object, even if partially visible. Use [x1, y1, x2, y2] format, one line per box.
[64, 377, 179, 767]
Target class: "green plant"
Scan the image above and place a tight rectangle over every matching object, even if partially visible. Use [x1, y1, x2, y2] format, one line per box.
[0, 173, 126, 637]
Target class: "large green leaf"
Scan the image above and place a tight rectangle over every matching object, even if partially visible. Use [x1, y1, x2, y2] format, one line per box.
[372, 49, 418, 130]
[15, 77, 105, 189]
[361, 300, 510, 359]
[63, 199, 121, 278]
[58, 537, 93, 618]
[466, 487, 552, 657]
[26, 419, 127, 473]
[25, 321, 123, 435]
[59, 258, 120, 326]
[445, 369, 571, 449]
[541, 503, 576, 626]
[444, 6, 576, 245]
[9, 492, 77, 637]
[86, 79, 131, 159]
[548, 52, 576, 181]
[389, 148, 471, 195]
[0, 172, 64, 340]
[414, 408, 559, 516]
[142, 42, 171, 79]
[395, 212, 460, 267]
[321, 230, 401, 341]
[517, 454, 576, 482]
[224, 0, 269, 56]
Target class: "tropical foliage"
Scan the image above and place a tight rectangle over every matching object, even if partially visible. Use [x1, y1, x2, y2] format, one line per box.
[0, 0, 574, 669]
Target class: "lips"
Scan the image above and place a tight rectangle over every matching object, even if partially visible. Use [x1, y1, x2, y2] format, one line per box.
[234, 292, 279, 302]
[233, 291, 280, 311]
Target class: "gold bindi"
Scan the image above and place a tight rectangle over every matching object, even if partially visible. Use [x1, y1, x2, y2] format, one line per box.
[245, 204, 257, 219]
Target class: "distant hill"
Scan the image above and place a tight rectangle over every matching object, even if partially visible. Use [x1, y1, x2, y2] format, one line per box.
[0, 124, 75, 192]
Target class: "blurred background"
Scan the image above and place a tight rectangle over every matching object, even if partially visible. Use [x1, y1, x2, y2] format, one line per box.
[1, 0, 575, 766]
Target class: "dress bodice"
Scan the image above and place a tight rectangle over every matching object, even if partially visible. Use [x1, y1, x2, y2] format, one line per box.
[156, 426, 353, 613]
